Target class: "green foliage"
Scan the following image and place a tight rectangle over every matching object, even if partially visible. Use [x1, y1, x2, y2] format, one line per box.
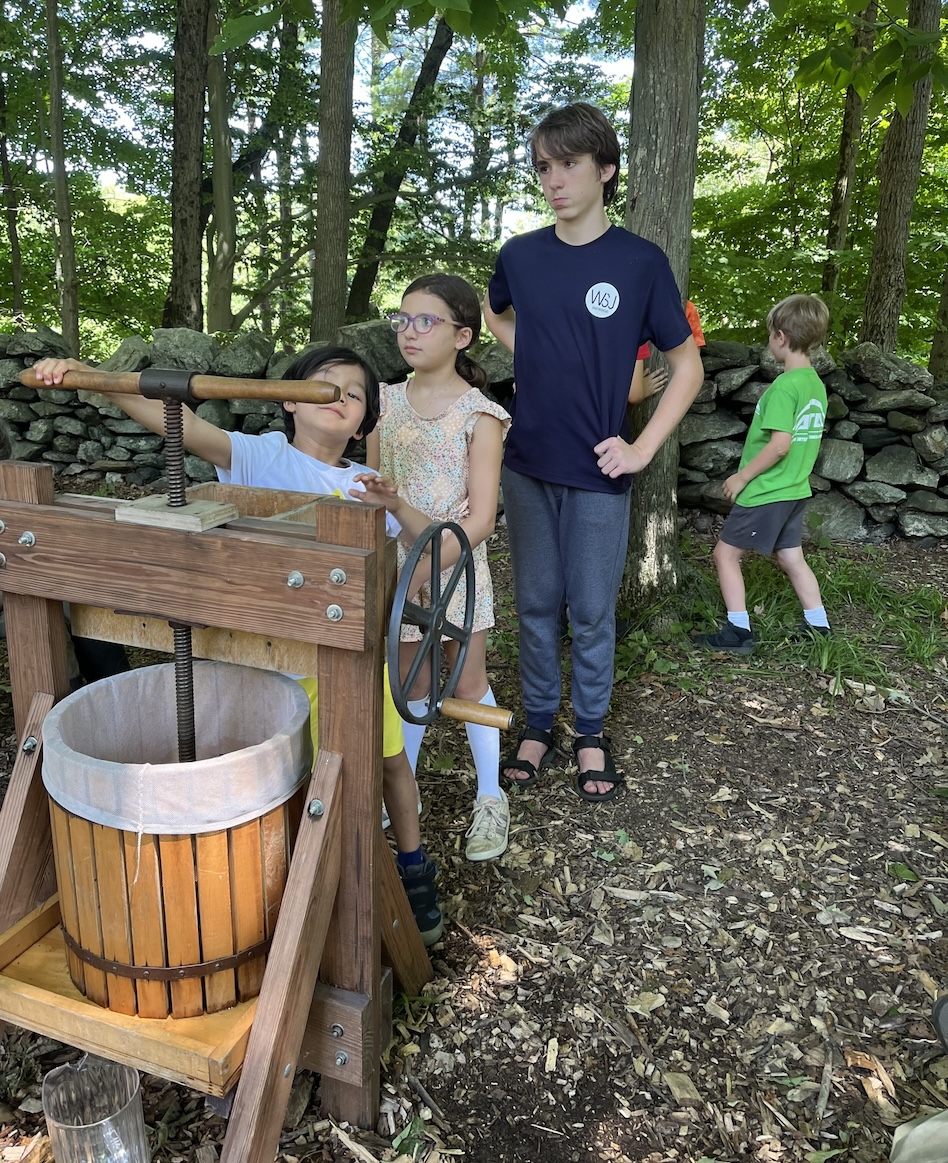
[6, 0, 947, 363]
[788, 0, 948, 119]
[649, 537, 948, 693]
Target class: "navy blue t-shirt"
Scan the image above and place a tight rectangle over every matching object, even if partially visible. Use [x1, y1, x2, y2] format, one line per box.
[488, 224, 691, 493]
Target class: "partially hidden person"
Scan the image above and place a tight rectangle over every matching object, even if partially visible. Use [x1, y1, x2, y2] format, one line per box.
[692, 293, 831, 655]
[482, 101, 704, 803]
[32, 349, 447, 946]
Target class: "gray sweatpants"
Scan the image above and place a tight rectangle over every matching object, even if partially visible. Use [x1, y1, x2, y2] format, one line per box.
[502, 466, 631, 736]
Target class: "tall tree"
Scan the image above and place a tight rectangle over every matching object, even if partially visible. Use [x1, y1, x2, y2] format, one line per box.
[164, 0, 212, 330]
[206, 4, 236, 332]
[822, 2, 876, 297]
[310, 0, 356, 339]
[623, 0, 704, 609]
[861, 0, 940, 350]
[345, 17, 454, 320]
[0, 69, 24, 321]
[45, 0, 78, 354]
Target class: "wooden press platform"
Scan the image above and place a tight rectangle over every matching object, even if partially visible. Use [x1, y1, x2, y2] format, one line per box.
[0, 465, 430, 1161]
[0, 895, 393, 1097]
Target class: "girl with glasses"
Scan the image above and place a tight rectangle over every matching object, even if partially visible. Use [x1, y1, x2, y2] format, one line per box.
[367, 273, 512, 862]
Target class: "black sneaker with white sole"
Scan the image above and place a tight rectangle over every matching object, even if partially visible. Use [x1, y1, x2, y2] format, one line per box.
[398, 857, 444, 946]
[691, 623, 756, 655]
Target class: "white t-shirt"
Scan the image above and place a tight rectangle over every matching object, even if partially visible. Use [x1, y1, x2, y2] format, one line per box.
[218, 431, 401, 537]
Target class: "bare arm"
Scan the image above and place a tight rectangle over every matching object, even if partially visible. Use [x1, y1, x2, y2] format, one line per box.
[723, 430, 791, 502]
[32, 358, 233, 470]
[482, 295, 516, 353]
[628, 362, 668, 405]
[595, 336, 704, 478]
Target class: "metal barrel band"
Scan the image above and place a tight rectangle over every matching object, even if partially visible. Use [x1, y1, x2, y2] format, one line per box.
[61, 926, 273, 981]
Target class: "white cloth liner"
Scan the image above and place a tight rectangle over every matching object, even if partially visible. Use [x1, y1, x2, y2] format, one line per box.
[42, 662, 313, 835]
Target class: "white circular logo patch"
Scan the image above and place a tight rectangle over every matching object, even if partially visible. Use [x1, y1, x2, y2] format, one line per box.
[585, 282, 620, 318]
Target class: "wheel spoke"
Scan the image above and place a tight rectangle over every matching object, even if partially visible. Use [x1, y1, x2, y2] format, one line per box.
[387, 520, 474, 726]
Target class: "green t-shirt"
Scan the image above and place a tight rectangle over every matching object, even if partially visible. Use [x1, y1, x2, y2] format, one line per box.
[736, 366, 827, 508]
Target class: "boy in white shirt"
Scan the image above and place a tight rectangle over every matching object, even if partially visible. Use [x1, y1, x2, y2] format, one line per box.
[33, 346, 445, 945]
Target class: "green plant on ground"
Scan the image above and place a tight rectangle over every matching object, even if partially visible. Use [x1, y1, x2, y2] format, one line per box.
[614, 538, 947, 691]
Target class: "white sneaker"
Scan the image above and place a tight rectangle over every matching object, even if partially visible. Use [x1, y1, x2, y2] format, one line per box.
[382, 791, 423, 831]
[465, 791, 510, 861]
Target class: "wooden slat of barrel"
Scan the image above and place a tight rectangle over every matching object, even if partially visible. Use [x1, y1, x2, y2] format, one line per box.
[160, 834, 205, 1018]
[196, 831, 238, 1013]
[286, 790, 304, 848]
[231, 819, 266, 1001]
[92, 822, 137, 1015]
[124, 832, 170, 1019]
[49, 801, 85, 992]
[68, 815, 109, 1007]
[261, 804, 289, 941]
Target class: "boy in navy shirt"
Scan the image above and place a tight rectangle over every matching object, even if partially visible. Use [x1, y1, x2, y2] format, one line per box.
[484, 102, 703, 801]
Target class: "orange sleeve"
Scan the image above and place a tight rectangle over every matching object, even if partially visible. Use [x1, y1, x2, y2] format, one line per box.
[685, 301, 706, 347]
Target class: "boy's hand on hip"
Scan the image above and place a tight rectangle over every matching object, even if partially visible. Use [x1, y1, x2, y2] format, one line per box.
[594, 435, 649, 478]
[722, 472, 746, 503]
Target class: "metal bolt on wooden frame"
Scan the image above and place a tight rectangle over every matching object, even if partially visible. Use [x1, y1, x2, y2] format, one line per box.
[0, 456, 433, 1161]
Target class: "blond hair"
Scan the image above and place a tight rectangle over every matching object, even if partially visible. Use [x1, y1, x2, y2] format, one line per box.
[766, 294, 829, 353]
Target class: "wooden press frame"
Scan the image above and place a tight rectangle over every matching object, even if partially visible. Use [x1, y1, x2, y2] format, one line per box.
[0, 462, 433, 1160]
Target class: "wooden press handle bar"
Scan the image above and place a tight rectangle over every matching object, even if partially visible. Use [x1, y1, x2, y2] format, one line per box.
[19, 368, 340, 404]
[439, 698, 515, 730]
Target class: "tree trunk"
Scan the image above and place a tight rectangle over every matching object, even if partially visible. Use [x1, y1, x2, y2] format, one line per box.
[861, 0, 939, 350]
[822, 2, 876, 297]
[310, 0, 356, 340]
[205, 5, 236, 333]
[163, 0, 211, 330]
[275, 19, 300, 336]
[45, 0, 79, 355]
[344, 17, 454, 321]
[929, 256, 948, 379]
[0, 72, 24, 321]
[462, 49, 486, 237]
[623, 0, 704, 611]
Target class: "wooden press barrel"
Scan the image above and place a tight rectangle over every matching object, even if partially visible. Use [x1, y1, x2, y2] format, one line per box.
[41, 662, 313, 1019]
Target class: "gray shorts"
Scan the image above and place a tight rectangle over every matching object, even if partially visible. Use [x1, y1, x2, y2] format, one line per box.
[719, 498, 806, 555]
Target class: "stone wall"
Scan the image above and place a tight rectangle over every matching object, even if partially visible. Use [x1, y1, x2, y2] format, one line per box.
[678, 340, 948, 541]
[1, 323, 947, 541]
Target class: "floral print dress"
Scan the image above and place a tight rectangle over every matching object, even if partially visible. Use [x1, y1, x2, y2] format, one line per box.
[379, 380, 510, 641]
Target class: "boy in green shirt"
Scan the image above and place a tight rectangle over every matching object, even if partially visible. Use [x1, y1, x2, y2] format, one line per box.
[693, 294, 831, 655]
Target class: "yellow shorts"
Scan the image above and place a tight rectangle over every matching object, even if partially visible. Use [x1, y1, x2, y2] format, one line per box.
[296, 663, 405, 759]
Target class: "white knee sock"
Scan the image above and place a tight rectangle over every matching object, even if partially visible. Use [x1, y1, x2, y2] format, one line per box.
[465, 687, 501, 800]
[401, 699, 429, 775]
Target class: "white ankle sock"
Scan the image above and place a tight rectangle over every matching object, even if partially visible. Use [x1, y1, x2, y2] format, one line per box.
[465, 687, 501, 799]
[727, 611, 751, 631]
[401, 699, 429, 775]
[803, 607, 830, 628]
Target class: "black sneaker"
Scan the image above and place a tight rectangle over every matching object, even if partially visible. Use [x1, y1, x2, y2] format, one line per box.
[691, 623, 756, 655]
[795, 621, 831, 640]
[398, 857, 444, 946]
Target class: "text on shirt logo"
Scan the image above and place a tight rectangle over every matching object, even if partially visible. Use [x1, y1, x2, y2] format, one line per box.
[585, 282, 621, 319]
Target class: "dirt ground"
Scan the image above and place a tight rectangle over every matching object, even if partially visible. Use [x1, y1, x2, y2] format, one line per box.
[1, 524, 947, 1163]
